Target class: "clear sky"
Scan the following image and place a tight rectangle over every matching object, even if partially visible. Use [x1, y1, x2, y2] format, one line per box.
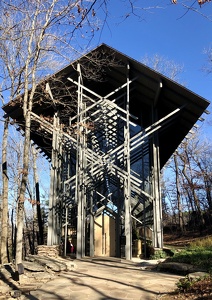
[92, 1, 212, 138]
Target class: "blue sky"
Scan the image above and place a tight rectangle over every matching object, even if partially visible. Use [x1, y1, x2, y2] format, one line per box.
[92, 1, 212, 137]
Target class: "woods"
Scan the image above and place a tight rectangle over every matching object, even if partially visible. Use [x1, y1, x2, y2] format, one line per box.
[0, 0, 107, 267]
[0, 0, 211, 267]
[163, 131, 212, 232]
[141, 54, 212, 232]
[163, 143, 212, 240]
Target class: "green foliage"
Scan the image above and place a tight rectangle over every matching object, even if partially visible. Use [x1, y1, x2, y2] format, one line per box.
[150, 249, 168, 260]
[176, 276, 193, 292]
[176, 275, 212, 292]
[168, 237, 212, 272]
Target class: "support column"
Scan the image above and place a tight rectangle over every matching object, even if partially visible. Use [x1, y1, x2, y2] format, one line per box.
[89, 213, 94, 257]
[115, 186, 121, 258]
[152, 83, 163, 249]
[152, 136, 163, 249]
[47, 113, 60, 245]
[124, 64, 132, 260]
[62, 151, 70, 256]
[89, 188, 94, 257]
[76, 63, 86, 259]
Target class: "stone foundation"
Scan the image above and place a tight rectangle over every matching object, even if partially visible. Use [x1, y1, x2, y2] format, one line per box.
[37, 245, 60, 257]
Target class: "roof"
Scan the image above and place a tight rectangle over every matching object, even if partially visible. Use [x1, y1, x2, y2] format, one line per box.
[3, 43, 210, 168]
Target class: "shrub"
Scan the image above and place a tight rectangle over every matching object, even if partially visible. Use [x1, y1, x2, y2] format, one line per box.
[189, 236, 212, 249]
[176, 276, 193, 292]
[150, 249, 167, 260]
[168, 241, 212, 271]
[176, 274, 211, 293]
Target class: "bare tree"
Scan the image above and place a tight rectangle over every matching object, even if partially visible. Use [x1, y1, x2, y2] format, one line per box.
[0, 0, 112, 269]
[141, 53, 186, 229]
[141, 54, 184, 84]
[0, 0, 139, 268]
[203, 46, 212, 75]
[171, 0, 211, 4]
[0, 117, 9, 263]
[165, 130, 212, 230]
[32, 146, 44, 245]
[178, 139, 202, 214]
[171, 0, 212, 11]
[121, 1, 212, 21]
[173, 152, 183, 231]
[142, 53, 211, 231]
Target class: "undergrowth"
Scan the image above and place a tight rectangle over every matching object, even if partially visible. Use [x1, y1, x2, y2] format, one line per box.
[167, 236, 212, 272]
[161, 235, 212, 298]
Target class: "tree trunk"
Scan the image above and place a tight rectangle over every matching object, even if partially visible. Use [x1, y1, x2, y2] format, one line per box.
[15, 111, 31, 268]
[24, 208, 34, 254]
[0, 117, 9, 264]
[11, 209, 15, 259]
[173, 153, 183, 232]
[32, 147, 44, 245]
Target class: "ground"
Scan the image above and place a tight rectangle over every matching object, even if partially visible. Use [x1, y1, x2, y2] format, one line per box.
[161, 230, 212, 300]
[0, 230, 211, 299]
[161, 278, 212, 300]
[163, 229, 212, 247]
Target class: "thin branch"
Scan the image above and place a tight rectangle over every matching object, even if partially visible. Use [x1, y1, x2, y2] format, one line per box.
[180, 3, 212, 21]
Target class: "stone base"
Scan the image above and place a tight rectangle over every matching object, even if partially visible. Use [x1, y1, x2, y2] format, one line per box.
[37, 245, 60, 257]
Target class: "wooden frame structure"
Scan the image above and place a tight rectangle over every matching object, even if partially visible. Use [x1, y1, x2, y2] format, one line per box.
[3, 44, 210, 260]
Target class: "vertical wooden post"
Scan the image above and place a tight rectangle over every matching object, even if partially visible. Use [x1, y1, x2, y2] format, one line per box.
[89, 170, 94, 257]
[64, 206, 68, 256]
[47, 113, 60, 245]
[62, 152, 69, 256]
[115, 183, 121, 258]
[89, 213, 94, 257]
[76, 63, 86, 258]
[152, 136, 163, 248]
[124, 63, 132, 260]
[152, 82, 163, 249]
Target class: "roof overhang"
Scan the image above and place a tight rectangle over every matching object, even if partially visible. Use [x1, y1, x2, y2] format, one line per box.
[2, 43, 210, 168]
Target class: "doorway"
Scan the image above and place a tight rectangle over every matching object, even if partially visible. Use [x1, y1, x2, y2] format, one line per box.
[94, 214, 116, 257]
